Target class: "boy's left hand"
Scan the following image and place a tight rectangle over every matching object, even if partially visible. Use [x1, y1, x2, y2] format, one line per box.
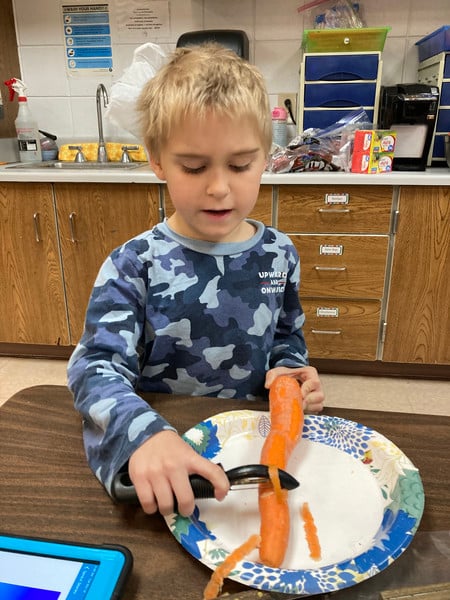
[265, 366, 324, 413]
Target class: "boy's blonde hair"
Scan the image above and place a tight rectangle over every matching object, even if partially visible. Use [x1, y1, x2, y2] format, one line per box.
[137, 42, 272, 159]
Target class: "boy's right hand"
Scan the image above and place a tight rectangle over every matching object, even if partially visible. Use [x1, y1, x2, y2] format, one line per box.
[128, 430, 230, 517]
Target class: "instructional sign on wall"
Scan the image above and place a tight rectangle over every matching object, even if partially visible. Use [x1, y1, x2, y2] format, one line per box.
[115, 1, 170, 41]
[62, 3, 113, 73]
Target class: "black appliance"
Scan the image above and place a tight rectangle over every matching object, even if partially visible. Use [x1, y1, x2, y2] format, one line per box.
[176, 29, 249, 60]
[378, 83, 439, 171]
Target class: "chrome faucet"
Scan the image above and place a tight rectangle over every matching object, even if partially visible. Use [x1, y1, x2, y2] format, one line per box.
[96, 84, 109, 163]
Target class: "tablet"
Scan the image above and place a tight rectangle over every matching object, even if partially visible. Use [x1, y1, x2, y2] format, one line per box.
[0, 533, 133, 599]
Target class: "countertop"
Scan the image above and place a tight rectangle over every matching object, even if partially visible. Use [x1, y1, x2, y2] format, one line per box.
[1, 161, 449, 185]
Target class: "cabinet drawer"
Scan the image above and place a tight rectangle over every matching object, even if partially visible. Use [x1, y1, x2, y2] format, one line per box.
[303, 108, 375, 131]
[292, 234, 389, 298]
[431, 133, 446, 160]
[304, 82, 377, 108]
[445, 53, 450, 78]
[304, 54, 380, 81]
[440, 81, 450, 105]
[436, 107, 450, 131]
[302, 299, 381, 360]
[278, 185, 393, 233]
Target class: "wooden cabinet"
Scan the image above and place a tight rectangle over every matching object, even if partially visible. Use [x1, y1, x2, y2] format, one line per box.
[54, 183, 160, 344]
[0, 183, 69, 345]
[277, 185, 393, 361]
[383, 186, 450, 365]
[1, 178, 448, 373]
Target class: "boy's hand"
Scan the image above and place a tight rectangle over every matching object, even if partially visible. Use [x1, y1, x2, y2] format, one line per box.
[265, 366, 324, 413]
[128, 430, 229, 517]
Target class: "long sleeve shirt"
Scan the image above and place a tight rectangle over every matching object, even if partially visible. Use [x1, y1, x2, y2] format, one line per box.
[67, 219, 309, 493]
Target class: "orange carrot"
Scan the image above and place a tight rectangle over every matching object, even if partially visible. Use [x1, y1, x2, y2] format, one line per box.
[258, 375, 304, 568]
[301, 502, 322, 561]
[203, 533, 261, 600]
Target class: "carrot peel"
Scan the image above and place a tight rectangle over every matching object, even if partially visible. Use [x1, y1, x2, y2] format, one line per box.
[301, 501, 322, 561]
[203, 533, 261, 600]
[268, 464, 284, 502]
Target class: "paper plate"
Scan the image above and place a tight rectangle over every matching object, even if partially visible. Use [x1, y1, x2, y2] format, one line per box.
[164, 410, 424, 596]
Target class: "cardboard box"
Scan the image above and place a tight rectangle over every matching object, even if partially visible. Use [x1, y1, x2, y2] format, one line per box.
[351, 130, 396, 174]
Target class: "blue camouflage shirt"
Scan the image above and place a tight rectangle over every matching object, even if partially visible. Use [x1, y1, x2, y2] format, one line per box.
[68, 219, 309, 493]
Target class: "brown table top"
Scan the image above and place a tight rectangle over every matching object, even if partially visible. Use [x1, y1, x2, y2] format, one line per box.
[0, 385, 449, 599]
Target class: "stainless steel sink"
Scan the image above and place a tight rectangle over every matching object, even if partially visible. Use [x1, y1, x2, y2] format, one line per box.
[6, 161, 147, 170]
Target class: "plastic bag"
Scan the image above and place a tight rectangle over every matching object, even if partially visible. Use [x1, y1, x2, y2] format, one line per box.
[105, 42, 167, 139]
[298, 0, 365, 29]
[266, 108, 371, 173]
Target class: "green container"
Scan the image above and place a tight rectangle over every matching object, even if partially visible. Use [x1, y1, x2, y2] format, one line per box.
[302, 27, 391, 53]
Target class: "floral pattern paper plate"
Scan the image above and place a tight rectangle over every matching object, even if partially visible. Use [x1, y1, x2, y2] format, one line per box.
[164, 410, 424, 596]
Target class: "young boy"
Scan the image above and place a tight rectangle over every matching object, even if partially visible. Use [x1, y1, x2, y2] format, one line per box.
[68, 43, 324, 518]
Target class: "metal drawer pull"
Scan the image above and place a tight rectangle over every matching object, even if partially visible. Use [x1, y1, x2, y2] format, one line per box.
[314, 266, 347, 271]
[33, 212, 41, 243]
[317, 208, 351, 213]
[311, 329, 342, 335]
[69, 212, 77, 243]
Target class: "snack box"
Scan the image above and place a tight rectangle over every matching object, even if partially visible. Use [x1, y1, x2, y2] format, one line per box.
[351, 129, 396, 174]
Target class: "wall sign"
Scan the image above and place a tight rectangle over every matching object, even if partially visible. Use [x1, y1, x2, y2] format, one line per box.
[116, 1, 170, 42]
[62, 3, 113, 73]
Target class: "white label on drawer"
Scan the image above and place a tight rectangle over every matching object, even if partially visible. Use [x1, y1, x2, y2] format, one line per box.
[325, 193, 349, 205]
[320, 244, 344, 255]
[316, 307, 339, 317]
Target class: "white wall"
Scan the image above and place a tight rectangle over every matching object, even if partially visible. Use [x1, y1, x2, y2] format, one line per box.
[10, 0, 450, 144]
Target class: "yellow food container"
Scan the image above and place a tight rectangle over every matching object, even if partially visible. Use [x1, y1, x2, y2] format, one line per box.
[58, 142, 147, 162]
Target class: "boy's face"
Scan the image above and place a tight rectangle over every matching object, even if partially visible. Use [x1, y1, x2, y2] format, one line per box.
[150, 111, 267, 243]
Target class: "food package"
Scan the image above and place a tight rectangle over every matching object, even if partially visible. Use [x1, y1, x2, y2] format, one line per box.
[351, 129, 396, 174]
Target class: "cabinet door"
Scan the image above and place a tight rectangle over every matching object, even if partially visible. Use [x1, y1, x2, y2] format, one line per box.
[277, 185, 393, 233]
[302, 299, 381, 360]
[54, 183, 160, 345]
[383, 186, 450, 365]
[0, 183, 69, 344]
[291, 234, 389, 298]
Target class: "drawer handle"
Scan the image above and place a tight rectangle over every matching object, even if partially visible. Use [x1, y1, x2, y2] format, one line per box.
[314, 266, 347, 271]
[311, 329, 342, 335]
[33, 212, 41, 243]
[69, 212, 77, 243]
[317, 208, 351, 213]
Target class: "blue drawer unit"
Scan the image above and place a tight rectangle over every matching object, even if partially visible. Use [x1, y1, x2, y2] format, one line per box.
[418, 51, 450, 165]
[298, 52, 382, 133]
[303, 108, 375, 130]
[440, 81, 450, 105]
[304, 82, 377, 107]
[444, 53, 450, 78]
[304, 53, 380, 81]
[436, 107, 450, 131]
[432, 133, 446, 160]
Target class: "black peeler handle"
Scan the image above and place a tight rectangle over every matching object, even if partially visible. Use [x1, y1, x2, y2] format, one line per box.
[111, 463, 298, 505]
[112, 470, 217, 505]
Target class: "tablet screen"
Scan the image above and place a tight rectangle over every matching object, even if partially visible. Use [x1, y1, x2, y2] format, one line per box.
[0, 549, 99, 599]
[0, 535, 132, 600]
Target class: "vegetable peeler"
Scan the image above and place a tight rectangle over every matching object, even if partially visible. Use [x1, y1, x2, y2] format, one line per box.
[112, 464, 299, 504]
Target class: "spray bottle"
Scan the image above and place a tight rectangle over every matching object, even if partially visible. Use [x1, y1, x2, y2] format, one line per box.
[4, 78, 42, 162]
